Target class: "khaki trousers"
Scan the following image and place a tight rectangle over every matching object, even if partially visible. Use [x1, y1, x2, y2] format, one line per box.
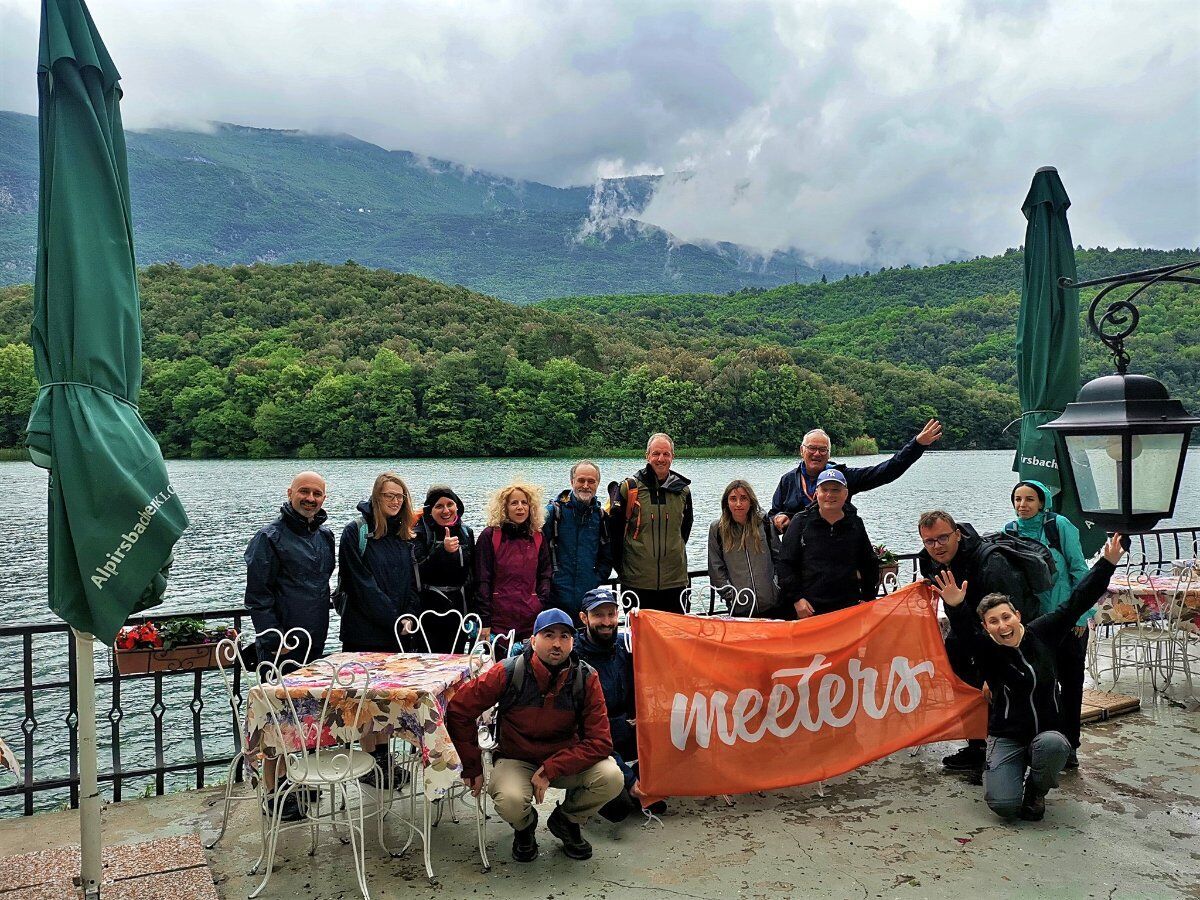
[489, 757, 624, 829]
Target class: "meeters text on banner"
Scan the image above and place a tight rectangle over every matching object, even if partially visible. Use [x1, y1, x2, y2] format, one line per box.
[631, 581, 987, 797]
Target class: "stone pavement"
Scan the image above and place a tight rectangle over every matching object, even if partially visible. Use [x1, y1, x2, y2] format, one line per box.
[0, 683, 1197, 899]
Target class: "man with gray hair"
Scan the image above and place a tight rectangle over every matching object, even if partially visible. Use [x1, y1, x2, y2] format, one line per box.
[543, 460, 613, 619]
[769, 419, 943, 532]
[608, 433, 693, 612]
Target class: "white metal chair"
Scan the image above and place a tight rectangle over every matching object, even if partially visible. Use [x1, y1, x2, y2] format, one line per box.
[394, 609, 484, 655]
[710, 584, 758, 617]
[1110, 566, 1195, 693]
[206, 626, 313, 856]
[880, 572, 900, 595]
[251, 657, 390, 900]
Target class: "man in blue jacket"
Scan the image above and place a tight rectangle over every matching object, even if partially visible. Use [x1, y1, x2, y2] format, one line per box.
[769, 420, 943, 533]
[573, 587, 663, 821]
[244, 471, 335, 667]
[544, 460, 613, 619]
[244, 471, 336, 821]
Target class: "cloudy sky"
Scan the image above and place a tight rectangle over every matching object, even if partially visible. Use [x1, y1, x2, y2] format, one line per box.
[1, 0, 1197, 266]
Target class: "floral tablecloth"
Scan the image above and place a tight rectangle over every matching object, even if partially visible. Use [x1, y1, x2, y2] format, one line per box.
[246, 652, 483, 798]
[1095, 574, 1200, 634]
[0, 734, 19, 779]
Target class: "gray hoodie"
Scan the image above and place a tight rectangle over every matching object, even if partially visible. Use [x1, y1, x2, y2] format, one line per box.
[707, 517, 782, 616]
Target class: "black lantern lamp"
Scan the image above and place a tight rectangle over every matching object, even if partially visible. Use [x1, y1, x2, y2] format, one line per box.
[1040, 261, 1200, 532]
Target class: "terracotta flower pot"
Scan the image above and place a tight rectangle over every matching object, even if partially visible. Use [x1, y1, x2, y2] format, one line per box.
[114, 643, 219, 675]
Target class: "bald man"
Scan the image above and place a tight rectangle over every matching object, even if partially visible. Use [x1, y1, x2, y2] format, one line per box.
[245, 471, 336, 666]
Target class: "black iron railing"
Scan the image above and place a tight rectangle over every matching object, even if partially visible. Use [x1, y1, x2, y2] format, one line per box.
[2, 525, 1196, 817]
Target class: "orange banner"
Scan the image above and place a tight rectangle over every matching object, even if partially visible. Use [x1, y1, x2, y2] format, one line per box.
[632, 581, 986, 797]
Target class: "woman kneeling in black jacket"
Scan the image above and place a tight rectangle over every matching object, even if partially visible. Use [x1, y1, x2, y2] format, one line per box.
[937, 532, 1125, 822]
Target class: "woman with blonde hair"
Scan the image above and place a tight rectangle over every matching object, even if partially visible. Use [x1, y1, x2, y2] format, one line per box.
[337, 472, 419, 653]
[708, 479, 781, 616]
[476, 479, 553, 642]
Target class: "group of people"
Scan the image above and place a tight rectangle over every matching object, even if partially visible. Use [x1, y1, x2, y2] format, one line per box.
[243, 419, 1126, 858]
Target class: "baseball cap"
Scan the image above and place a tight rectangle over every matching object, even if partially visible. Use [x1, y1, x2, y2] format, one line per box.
[533, 608, 575, 634]
[582, 587, 619, 612]
[815, 469, 848, 488]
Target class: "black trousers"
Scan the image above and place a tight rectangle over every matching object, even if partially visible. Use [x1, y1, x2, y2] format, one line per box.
[1056, 628, 1089, 749]
[630, 587, 689, 613]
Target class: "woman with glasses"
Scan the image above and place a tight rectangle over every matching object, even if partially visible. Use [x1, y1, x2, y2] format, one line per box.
[337, 472, 420, 653]
[412, 485, 478, 653]
[708, 479, 782, 617]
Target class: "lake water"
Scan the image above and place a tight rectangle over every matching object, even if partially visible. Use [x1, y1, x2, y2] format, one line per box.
[3, 449, 1199, 815]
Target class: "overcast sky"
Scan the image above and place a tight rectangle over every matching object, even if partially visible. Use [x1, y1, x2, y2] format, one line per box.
[2, 0, 1197, 266]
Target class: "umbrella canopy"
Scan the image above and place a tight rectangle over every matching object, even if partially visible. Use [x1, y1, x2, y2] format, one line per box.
[26, 0, 188, 645]
[1013, 166, 1104, 555]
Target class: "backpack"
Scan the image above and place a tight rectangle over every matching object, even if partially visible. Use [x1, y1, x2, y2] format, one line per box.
[606, 477, 642, 539]
[491, 528, 543, 556]
[977, 532, 1058, 598]
[1003, 517, 1062, 554]
[497, 652, 590, 737]
[331, 515, 370, 616]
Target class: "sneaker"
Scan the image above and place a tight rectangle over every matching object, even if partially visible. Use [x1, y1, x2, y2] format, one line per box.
[512, 810, 539, 862]
[942, 744, 985, 772]
[1064, 749, 1079, 770]
[547, 804, 593, 860]
[1019, 778, 1046, 821]
[646, 799, 667, 816]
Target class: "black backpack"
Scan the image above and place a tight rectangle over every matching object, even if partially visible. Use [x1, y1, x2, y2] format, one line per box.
[498, 653, 590, 737]
[977, 532, 1057, 597]
[1003, 517, 1062, 554]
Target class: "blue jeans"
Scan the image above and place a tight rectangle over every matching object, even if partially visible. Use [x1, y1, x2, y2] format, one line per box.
[984, 731, 1071, 819]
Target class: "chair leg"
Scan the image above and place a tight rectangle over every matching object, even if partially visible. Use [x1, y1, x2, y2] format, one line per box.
[205, 753, 242, 850]
[422, 791, 436, 884]
[343, 783, 371, 900]
[249, 780, 293, 899]
[475, 786, 491, 873]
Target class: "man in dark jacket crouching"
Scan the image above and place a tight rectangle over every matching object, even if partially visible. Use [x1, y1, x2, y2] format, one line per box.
[447, 609, 623, 862]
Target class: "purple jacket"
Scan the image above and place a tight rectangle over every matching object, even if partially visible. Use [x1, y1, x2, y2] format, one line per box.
[475, 523, 553, 638]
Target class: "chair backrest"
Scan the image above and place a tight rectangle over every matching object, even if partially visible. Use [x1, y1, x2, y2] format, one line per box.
[255, 657, 370, 781]
[1163, 565, 1196, 629]
[214, 634, 250, 756]
[255, 626, 315, 674]
[678, 586, 694, 615]
[618, 588, 640, 620]
[395, 609, 483, 654]
[881, 572, 900, 595]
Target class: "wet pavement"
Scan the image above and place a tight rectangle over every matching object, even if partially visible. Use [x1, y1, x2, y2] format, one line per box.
[1, 675, 1197, 899]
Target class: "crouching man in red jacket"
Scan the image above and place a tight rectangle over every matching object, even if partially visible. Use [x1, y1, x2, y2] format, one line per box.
[447, 608, 624, 862]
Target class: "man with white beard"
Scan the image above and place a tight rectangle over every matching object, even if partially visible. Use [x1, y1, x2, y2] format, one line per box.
[543, 460, 613, 619]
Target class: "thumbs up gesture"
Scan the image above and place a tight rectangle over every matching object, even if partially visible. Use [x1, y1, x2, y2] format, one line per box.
[443, 526, 460, 555]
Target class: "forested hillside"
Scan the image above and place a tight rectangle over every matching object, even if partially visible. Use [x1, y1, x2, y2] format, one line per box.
[0, 259, 1031, 458]
[0, 111, 836, 301]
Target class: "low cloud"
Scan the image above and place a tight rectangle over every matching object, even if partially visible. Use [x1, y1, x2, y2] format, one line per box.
[2, 0, 1195, 265]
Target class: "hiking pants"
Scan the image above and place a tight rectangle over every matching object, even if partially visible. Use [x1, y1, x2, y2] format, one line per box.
[1056, 629, 1089, 750]
[489, 757, 624, 829]
[984, 731, 1071, 819]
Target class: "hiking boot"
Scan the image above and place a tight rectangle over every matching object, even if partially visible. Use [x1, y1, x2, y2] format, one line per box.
[1019, 778, 1046, 821]
[1064, 749, 1079, 770]
[547, 804, 592, 860]
[512, 810, 538, 862]
[362, 748, 411, 789]
[262, 787, 303, 822]
[598, 788, 636, 823]
[941, 743, 985, 772]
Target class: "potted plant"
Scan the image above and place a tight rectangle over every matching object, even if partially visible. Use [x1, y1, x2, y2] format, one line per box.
[114, 619, 237, 675]
[874, 544, 900, 587]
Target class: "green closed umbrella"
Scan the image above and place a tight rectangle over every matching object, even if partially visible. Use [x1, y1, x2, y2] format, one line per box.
[26, 0, 188, 891]
[1013, 166, 1104, 556]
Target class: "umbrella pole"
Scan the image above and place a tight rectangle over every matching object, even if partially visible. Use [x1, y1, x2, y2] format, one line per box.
[73, 629, 102, 898]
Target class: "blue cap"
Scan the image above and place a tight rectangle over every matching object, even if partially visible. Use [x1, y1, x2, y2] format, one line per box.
[815, 469, 848, 488]
[582, 587, 619, 612]
[533, 608, 575, 634]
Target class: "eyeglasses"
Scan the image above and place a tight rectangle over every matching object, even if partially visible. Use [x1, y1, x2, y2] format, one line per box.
[380, 492, 406, 502]
[803, 445, 830, 455]
[921, 533, 955, 549]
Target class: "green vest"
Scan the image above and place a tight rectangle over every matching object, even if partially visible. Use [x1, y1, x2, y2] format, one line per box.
[620, 470, 691, 590]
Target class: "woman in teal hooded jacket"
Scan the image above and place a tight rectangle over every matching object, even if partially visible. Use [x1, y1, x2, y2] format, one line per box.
[1005, 479, 1092, 767]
